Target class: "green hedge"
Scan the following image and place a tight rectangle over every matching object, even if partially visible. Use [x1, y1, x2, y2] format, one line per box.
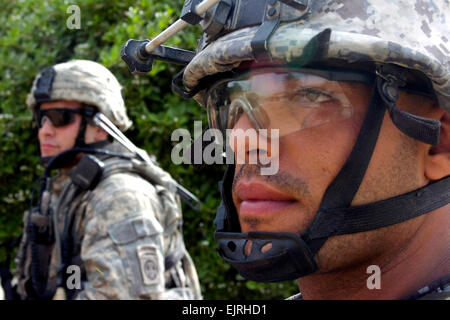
[0, 0, 297, 299]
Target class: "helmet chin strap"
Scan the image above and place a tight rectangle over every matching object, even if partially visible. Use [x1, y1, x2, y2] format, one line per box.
[214, 68, 450, 282]
[73, 112, 89, 149]
[73, 104, 99, 149]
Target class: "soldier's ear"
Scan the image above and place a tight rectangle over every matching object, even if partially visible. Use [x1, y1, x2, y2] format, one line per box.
[424, 110, 450, 181]
[85, 123, 108, 143]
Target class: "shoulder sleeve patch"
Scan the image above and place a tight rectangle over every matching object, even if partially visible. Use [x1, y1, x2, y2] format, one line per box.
[136, 245, 163, 286]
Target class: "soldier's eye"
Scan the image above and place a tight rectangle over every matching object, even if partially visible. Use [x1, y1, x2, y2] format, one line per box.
[295, 88, 334, 104]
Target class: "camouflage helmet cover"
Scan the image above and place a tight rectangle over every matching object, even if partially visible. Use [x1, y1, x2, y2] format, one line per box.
[27, 59, 132, 131]
[183, 0, 450, 112]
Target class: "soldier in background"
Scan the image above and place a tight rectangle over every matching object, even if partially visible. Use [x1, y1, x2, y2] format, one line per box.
[14, 59, 202, 300]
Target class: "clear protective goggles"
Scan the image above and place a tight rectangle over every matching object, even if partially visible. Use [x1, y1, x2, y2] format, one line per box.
[206, 67, 373, 140]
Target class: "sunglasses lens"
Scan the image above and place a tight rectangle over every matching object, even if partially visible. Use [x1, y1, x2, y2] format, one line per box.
[36, 109, 79, 128]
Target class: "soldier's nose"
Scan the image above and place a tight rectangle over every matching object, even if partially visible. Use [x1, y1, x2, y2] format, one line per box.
[39, 116, 56, 135]
[229, 114, 279, 166]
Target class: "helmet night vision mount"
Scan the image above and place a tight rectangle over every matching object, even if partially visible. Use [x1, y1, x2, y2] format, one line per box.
[120, 0, 310, 74]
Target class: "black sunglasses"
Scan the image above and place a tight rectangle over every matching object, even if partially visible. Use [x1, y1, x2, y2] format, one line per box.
[35, 108, 83, 128]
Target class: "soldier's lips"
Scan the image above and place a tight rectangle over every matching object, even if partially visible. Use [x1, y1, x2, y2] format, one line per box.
[239, 200, 297, 214]
[236, 182, 297, 216]
[41, 143, 58, 154]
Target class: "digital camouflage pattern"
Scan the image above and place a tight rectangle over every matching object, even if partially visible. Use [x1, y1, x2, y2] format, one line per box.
[26, 60, 132, 131]
[15, 142, 202, 300]
[184, 0, 449, 112]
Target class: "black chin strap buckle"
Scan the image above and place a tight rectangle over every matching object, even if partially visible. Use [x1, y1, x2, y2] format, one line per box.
[215, 231, 317, 282]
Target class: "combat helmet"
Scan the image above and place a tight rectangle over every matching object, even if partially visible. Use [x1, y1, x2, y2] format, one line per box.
[121, 0, 450, 282]
[27, 59, 132, 137]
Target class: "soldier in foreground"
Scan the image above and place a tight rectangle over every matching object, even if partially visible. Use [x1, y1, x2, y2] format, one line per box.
[122, 0, 449, 299]
[14, 59, 202, 300]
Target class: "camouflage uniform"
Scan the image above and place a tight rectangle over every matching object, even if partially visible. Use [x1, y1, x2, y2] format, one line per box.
[14, 60, 202, 300]
[15, 142, 202, 300]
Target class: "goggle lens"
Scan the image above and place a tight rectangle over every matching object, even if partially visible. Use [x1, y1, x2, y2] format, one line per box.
[206, 68, 358, 139]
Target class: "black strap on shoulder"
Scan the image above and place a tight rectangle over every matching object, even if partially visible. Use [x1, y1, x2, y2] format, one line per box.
[44, 147, 133, 176]
[28, 223, 55, 299]
[58, 185, 85, 300]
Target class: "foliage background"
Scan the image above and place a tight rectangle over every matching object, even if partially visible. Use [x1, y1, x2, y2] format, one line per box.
[0, 0, 297, 299]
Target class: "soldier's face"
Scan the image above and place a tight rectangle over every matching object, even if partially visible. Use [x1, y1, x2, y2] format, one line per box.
[228, 73, 434, 270]
[37, 100, 83, 157]
[229, 79, 372, 235]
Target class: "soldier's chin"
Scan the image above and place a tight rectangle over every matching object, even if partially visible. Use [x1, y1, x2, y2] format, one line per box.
[40, 148, 59, 158]
[41, 152, 52, 158]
